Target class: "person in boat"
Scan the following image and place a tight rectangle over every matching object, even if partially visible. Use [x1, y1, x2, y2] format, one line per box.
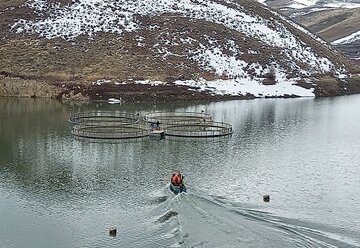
[170, 171, 186, 194]
[156, 120, 160, 130]
[150, 122, 155, 130]
[171, 172, 183, 186]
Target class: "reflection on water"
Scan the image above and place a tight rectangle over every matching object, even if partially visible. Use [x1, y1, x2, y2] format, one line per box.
[1, 96, 360, 247]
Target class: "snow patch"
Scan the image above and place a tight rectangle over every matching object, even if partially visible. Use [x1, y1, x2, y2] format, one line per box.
[135, 80, 166, 86]
[93, 79, 111, 85]
[332, 30, 360, 45]
[324, 2, 360, 8]
[173, 77, 315, 97]
[108, 98, 122, 104]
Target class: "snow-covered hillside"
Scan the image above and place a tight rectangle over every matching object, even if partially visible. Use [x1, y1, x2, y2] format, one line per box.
[2, 0, 357, 99]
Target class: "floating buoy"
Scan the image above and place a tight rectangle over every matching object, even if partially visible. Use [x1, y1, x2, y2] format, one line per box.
[109, 227, 117, 237]
[263, 194, 270, 202]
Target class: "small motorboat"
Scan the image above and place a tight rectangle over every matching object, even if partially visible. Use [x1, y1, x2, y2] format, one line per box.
[170, 183, 187, 195]
[170, 171, 187, 194]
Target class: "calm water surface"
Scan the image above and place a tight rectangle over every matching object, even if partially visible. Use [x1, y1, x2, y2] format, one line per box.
[1, 96, 360, 247]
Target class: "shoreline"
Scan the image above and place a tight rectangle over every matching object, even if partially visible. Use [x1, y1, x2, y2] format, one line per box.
[1, 75, 360, 102]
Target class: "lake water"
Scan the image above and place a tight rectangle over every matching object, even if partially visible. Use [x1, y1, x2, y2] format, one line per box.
[1, 96, 360, 248]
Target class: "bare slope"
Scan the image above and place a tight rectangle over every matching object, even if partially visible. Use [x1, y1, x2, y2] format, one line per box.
[291, 8, 360, 41]
[260, 0, 360, 60]
[1, 0, 360, 101]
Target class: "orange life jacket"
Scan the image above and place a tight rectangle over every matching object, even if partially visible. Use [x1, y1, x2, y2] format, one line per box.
[171, 174, 182, 186]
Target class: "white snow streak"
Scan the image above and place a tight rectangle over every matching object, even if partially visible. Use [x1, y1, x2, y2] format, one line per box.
[332, 30, 360, 45]
[258, 0, 360, 9]
[174, 77, 315, 97]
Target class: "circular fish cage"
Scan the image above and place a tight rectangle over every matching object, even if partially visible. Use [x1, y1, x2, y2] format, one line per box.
[71, 124, 149, 139]
[69, 111, 233, 140]
[165, 121, 233, 138]
[144, 112, 212, 124]
[69, 112, 147, 139]
[69, 112, 140, 126]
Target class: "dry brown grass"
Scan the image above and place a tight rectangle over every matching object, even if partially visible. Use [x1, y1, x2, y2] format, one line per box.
[313, 75, 346, 97]
[347, 75, 360, 93]
[294, 8, 360, 42]
[0, 76, 62, 97]
[42, 72, 73, 81]
[84, 74, 118, 82]
[0, 0, 26, 11]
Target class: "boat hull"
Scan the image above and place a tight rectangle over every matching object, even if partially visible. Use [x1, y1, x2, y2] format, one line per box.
[170, 183, 187, 194]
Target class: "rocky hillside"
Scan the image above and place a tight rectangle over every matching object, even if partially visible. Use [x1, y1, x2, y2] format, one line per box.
[260, 0, 360, 60]
[1, 0, 360, 102]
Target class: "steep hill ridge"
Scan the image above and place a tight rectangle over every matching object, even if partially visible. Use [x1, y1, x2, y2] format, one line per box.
[1, 0, 360, 101]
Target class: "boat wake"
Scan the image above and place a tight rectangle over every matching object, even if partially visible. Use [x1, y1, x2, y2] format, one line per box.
[115, 186, 359, 247]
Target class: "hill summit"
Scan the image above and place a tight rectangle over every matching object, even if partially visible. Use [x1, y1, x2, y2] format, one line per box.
[1, 0, 360, 101]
